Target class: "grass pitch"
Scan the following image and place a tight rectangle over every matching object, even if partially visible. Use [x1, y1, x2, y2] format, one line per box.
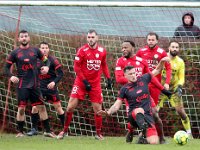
[0, 134, 199, 150]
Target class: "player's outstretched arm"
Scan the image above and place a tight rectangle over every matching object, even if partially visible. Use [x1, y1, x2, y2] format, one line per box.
[152, 56, 170, 76]
[97, 99, 123, 117]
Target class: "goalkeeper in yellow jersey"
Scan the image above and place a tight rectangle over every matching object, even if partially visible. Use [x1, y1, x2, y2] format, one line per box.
[158, 40, 193, 138]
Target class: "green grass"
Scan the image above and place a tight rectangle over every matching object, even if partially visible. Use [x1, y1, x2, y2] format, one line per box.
[0, 134, 199, 150]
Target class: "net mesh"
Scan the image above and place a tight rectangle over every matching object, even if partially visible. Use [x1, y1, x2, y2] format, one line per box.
[0, 5, 199, 138]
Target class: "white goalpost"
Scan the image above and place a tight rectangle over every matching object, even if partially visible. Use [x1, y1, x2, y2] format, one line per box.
[0, 1, 199, 138]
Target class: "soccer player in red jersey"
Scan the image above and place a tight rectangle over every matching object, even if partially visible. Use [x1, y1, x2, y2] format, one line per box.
[27, 42, 64, 137]
[4, 30, 53, 137]
[115, 40, 171, 143]
[98, 66, 161, 144]
[57, 29, 111, 140]
[136, 32, 172, 143]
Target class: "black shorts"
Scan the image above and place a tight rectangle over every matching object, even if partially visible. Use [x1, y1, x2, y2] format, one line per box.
[128, 111, 155, 128]
[41, 89, 60, 104]
[17, 88, 44, 107]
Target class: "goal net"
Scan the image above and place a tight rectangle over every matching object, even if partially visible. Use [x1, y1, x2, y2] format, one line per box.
[0, 1, 199, 138]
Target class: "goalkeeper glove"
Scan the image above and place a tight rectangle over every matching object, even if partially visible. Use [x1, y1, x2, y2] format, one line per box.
[83, 80, 91, 91]
[161, 89, 172, 99]
[107, 78, 112, 89]
[176, 85, 183, 97]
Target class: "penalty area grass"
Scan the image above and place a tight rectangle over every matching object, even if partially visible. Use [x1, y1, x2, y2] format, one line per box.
[0, 134, 199, 150]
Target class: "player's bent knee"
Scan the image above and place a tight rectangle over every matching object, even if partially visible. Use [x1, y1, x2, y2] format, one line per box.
[133, 108, 144, 115]
[147, 135, 159, 144]
[147, 125, 159, 144]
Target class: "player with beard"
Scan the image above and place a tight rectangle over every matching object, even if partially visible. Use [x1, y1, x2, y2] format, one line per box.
[136, 32, 172, 144]
[4, 30, 54, 137]
[115, 40, 171, 143]
[158, 40, 193, 139]
[57, 29, 111, 140]
[27, 42, 64, 137]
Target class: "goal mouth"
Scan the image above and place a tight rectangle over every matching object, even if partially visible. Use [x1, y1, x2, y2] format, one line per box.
[0, 1, 199, 138]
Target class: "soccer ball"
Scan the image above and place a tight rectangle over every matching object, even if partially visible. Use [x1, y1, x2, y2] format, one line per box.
[173, 130, 189, 145]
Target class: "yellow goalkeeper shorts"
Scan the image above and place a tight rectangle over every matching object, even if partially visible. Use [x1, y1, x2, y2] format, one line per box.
[159, 93, 183, 108]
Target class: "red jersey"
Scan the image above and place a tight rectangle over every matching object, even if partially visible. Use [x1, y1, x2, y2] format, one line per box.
[115, 55, 164, 91]
[115, 55, 149, 85]
[74, 43, 110, 86]
[137, 45, 171, 84]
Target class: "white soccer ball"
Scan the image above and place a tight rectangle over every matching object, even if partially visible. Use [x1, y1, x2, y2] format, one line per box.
[173, 130, 189, 145]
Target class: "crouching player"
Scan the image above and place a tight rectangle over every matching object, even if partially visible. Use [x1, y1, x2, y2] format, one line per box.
[98, 66, 171, 144]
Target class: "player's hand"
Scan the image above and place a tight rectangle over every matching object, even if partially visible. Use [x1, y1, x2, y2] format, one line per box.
[160, 56, 170, 63]
[164, 83, 169, 90]
[83, 80, 91, 91]
[175, 85, 182, 97]
[96, 110, 109, 117]
[47, 81, 55, 89]
[161, 89, 172, 99]
[40, 66, 49, 74]
[10, 76, 19, 84]
[107, 78, 112, 89]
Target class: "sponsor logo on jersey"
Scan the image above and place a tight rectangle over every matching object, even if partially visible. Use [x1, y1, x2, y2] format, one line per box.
[136, 94, 148, 102]
[147, 59, 159, 70]
[22, 64, 34, 71]
[38, 74, 51, 80]
[136, 89, 142, 94]
[87, 60, 101, 70]
[135, 67, 143, 77]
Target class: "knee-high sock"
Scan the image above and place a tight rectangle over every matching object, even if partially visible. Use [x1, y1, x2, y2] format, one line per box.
[181, 115, 191, 133]
[63, 112, 73, 132]
[132, 112, 145, 130]
[127, 122, 133, 133]
[31, 113, 40, 130]
[17, 121, 24, 133]
[155, 118, 164, 139]
[58, 113, 65, 128]
[94, 114, 102, 135]
[42, 119, 51, 133]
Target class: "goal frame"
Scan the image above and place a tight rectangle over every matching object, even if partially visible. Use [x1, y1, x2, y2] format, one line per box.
[0, 1, 200, 7]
